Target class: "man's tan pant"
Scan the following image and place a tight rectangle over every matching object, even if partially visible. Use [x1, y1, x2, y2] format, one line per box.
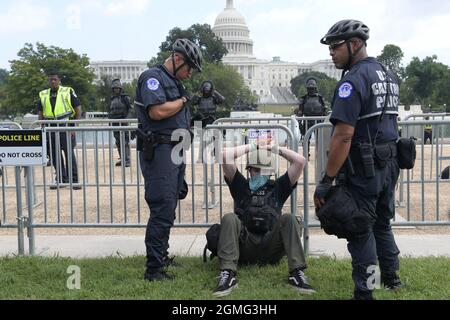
[218, 213, 307, 272]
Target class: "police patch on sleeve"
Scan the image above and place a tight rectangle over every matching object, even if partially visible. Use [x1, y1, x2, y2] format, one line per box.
[338, 82, 353, 99]
[147, 78, 160, 91]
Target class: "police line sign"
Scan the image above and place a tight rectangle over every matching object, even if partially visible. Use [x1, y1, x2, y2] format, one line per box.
[0, 129, 47, 166]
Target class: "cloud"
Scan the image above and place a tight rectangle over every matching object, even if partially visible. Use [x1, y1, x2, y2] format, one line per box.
[0, 1, 51, 33]
[105, 0, 151, 16]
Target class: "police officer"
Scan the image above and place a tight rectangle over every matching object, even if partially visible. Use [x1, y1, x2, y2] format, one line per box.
[135, 38, 203, 281]
[191, 80, 225, 128]
[424, 117, 433, 145]
[109, 79, 133, 167]
[314, 20, 402, 300]
[213, 142, 315, 297]
[38, 71, 82, 190]
[294, 77, 327, 156]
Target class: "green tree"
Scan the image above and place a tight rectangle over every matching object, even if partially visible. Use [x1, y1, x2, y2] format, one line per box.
[377, 44, 404, 80]
[149, 24, 227, 67]
[5, 42, 95, 115]
[401, 55, 450, 109]
[290, 71, 338, 104]
[0, 69, 8, 85]
[0, 69, 10, 119]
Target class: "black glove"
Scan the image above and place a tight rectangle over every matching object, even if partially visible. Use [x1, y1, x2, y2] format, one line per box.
[314, 174, 334, 207]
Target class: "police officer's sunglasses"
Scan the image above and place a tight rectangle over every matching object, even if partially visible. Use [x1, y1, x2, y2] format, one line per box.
[180, 58, 194, 73]
[328, 40, 347, 50]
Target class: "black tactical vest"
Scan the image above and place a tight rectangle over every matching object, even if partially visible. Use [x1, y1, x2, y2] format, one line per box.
[198, 97, 217, 114]
[109, 95, 129, 119]
[240, 181, 280, 235]
[303, 95, 325, 116]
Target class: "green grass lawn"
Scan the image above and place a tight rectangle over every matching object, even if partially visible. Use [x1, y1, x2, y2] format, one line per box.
[0, 256, 448, 300]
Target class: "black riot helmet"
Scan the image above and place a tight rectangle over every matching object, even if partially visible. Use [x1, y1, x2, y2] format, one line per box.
[320, 19, 370, 45]
[172, 38, 203, 72]
[111, 79, 123, 90]
[201, 80, 214, 97]
[306, 77, 318, 95]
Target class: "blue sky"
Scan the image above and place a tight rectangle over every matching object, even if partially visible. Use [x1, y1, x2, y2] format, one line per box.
[1, 0, 450, 70]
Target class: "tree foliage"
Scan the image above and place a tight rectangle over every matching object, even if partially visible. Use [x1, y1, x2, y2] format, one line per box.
[290, 71, 338, 104]
[149, 24, 228, 67]
[400, 55, 450, 109]
[0, 69, 10, 119]
[377, 44, 404, 80]
[5, 43, 95, 115]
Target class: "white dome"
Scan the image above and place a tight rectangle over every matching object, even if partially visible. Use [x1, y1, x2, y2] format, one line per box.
[213, 0, 254, 57]
[214, 1, 247, 26]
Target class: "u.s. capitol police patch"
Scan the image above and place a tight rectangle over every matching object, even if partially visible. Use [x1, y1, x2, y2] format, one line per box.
[338, 82, 353, 99]
[147, 78, 160, 91]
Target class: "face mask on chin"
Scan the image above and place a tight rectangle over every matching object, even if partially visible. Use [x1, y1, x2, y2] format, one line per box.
[249, 175, 269, 192]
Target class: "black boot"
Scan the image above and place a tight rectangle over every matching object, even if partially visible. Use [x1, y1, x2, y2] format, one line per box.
[382, 272, 403, 290]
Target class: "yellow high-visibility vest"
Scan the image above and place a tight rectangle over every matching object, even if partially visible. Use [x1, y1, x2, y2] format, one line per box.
[39, 86, 76, 120]
[425, 124, 433, 131]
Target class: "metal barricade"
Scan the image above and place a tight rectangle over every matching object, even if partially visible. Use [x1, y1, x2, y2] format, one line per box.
[302, 120, 450, 254]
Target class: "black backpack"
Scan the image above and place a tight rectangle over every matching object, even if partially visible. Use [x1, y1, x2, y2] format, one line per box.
[203, 224, 221, 262]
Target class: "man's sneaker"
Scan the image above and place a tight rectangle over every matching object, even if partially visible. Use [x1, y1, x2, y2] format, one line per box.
[213, 270, 238, 297]
[382, 272, 403, 290]
[288, 268, 316, 294]
[144, 270, 174, 282]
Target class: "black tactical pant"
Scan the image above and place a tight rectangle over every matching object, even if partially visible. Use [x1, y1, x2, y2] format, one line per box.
[140, 144, 185, 273]
[49, 131, 78, 183]
[113, 122, 131, 164]
[218, 213, 307, 273]
[345, 158, 400, 298]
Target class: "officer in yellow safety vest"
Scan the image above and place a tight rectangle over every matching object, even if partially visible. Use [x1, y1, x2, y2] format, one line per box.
[424, 117, 433, 145]
[38, 71, 82, 190]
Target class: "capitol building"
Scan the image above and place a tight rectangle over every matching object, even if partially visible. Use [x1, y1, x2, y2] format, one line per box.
[213, 0, 340, 104]
[90, 0, 340, 104]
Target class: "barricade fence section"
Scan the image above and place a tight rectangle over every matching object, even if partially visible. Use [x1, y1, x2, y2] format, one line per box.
[1, 117, 450, 256]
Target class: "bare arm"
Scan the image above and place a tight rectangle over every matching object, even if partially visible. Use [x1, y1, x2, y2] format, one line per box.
[265, 146, 306, 186]
[325, 122, 355, 178]
[222, 144, 253, 182]
[148, 98, 186, 121]
[74, 106, 82, 120]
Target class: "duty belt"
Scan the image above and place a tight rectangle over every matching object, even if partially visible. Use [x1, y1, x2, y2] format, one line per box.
[153, 133, 178, 145]
[350, 141, 397, 164]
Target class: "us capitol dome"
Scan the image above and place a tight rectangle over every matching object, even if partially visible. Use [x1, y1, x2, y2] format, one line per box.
[212, 0, 339, 104]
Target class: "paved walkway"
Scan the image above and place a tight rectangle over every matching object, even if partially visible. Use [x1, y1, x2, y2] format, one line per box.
[1, 234, 449, 258]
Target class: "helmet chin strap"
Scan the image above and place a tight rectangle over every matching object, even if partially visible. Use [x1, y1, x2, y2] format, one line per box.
[171, 53, 188, 78]
[342, 40, 365, 76]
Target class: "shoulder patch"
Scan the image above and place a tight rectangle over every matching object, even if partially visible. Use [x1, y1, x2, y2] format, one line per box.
[147, 78, 160, 91]
[338, 82, 353, 99]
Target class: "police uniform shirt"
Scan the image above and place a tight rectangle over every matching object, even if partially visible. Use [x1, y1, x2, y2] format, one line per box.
[37, 88, 81, 116]
[135, 65, 190, 135]
[225, 170, 297, 212]
[330, 57, 399, 145]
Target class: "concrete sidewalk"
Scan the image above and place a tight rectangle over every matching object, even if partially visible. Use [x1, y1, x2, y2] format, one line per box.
[1, 234, 449, 258]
